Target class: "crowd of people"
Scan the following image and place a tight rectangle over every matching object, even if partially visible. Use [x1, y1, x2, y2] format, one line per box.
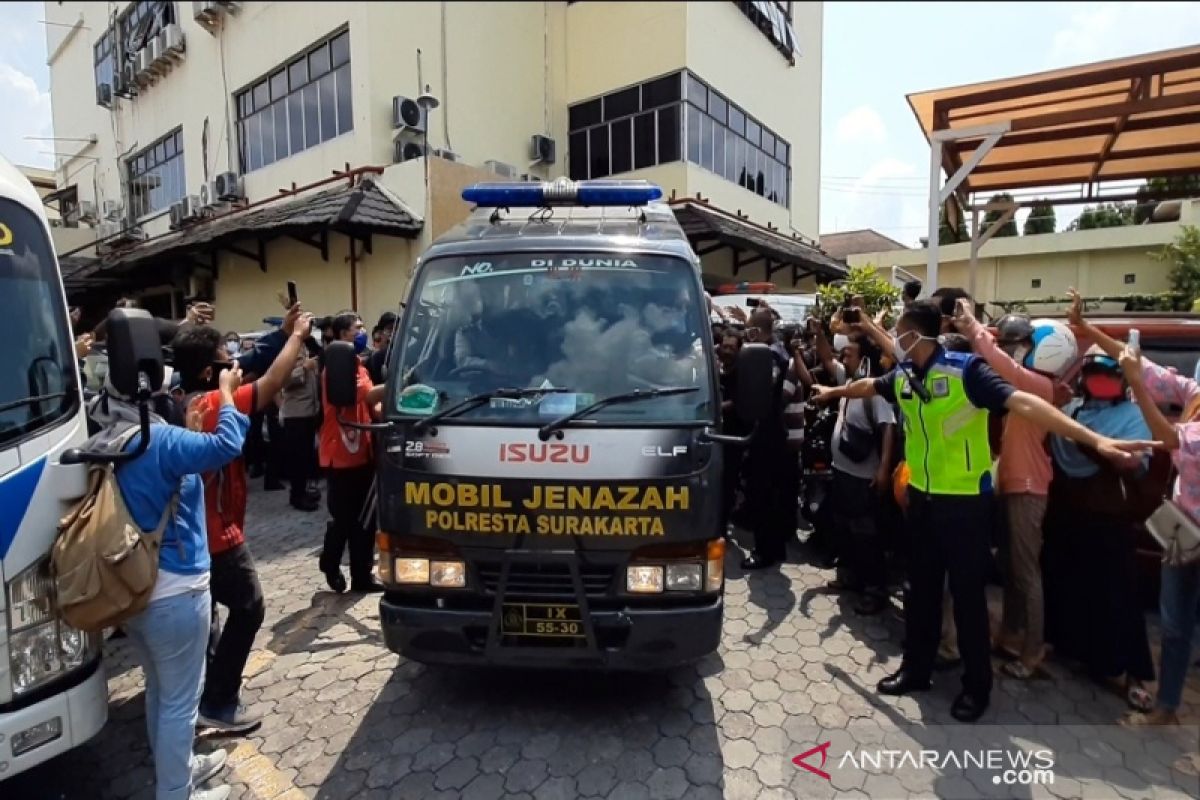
[74, 298, 395, 800]
[713, 283, 1197, 728]
[68, 278, 1200, 797]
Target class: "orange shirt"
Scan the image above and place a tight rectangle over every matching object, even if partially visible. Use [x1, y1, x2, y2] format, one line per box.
[319, 364, 375, 469]
[189, 383, 257, 555]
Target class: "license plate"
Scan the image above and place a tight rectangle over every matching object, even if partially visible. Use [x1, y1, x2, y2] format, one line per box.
[501, 603, 584, 638]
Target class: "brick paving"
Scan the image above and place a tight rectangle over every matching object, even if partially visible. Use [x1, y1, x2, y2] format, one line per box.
[8, 485, 1200, 799]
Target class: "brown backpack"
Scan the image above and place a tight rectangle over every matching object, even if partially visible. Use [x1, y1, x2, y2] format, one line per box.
[51, 426, 178, 633]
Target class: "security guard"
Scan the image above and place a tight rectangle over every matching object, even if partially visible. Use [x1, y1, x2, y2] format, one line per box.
[814, 300, 1152, 722]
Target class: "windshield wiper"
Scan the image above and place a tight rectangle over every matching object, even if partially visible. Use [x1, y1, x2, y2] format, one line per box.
[538, 386, 700, 441]
[0, 392, 71, 415]
[411, 387, 573, 434]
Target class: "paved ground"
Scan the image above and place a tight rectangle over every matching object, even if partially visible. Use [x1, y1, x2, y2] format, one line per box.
[9, 485, 1200, 799]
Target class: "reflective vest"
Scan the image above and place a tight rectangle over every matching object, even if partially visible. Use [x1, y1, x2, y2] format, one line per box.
[894, 351, 993, 496]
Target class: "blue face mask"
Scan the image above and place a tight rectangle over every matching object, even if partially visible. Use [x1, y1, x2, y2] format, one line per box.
[353, 331, 369, 353]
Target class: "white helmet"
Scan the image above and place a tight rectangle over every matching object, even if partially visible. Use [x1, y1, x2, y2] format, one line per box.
[1025, 319, 1077, 377]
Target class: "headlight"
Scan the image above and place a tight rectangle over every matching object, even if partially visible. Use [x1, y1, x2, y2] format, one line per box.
[10, 623, 64, 694]
[626, 565, 664, 593]
[395, 558, 430, 584]
[7, 561, 54, 632]
[7, 559, 100, 695]
[665, 564, 703, 591]
[429, 561, 466, 588]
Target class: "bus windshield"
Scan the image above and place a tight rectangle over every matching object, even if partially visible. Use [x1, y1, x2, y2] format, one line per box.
[393, 253, 714, 424]
[0, 198, 78, 446]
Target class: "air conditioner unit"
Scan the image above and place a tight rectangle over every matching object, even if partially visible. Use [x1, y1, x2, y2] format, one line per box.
[183, 194, 203, 220]
[391, 96, 427, 134]
[484, 160, 518, 179]
[163, 23, 185, 59]
[135, 49, 155, 86]
[430, 147, 459, 162]
[213, 171, 243, 201]
[115, 62, 138, 97]
[102, 200, 124, 221]
[530, 134, 556, 165]
[96, 82, 113, 106]
[148, 36, 169, 76]
[193, 0, 221, 25]
[168, 200, 188, 230]
[77, 200, 98, 224]
[394, 140, 426, 164]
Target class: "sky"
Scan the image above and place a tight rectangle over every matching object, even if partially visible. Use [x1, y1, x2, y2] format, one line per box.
[3, 2, 1199, 245]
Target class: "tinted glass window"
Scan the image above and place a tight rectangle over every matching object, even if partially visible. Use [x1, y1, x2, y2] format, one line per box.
[309, 43, 330, 77]
[568, 131, 588, 179]
[611, 118, 632, 174]
[589, 126, 609, 178]
[658, 105, 680, 164]
[569, 98, 601, 130]
[331, 30, 350, 66]
[0, 199, 77, 445]
[633, 112, 656, 170]
[686, 73, 707, 107]
[270, 69, 287, 101]
[642, 73, 681, 109]
[604, 86, 640, 121]
[708, 93, 728, 125]
[686, 105, 701, 164]
[745, 119, 761, 147]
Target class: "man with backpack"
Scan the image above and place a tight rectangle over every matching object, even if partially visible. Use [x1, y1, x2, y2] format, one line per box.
[170, 304, 313, 734]
[86, 361, 249, 800]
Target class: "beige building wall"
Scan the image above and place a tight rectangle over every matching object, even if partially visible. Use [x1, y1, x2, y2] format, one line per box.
[46, 1, 821, 314]
[846, 202, 1200, 311]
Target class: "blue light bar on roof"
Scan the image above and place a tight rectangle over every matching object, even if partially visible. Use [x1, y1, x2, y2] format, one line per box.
[462, 178, 663, 208]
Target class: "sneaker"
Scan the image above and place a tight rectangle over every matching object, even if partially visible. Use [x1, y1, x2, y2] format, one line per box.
[191, 786, 232, 800]
[197, 703, 262, 735]
[350, 578, 385, 594]
[191, 750, 228, 785]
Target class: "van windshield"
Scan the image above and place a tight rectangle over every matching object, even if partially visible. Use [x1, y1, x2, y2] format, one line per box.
[393, 253, 714, 424]
[0, 198, 78, 445]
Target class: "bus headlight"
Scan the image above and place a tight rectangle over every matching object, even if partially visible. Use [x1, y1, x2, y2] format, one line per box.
[7, 560, 100, 695]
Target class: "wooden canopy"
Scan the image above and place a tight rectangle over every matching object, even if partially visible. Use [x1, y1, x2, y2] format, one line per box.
[907, 45, 1200, 194]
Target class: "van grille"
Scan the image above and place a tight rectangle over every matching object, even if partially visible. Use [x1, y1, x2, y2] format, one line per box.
[475, 561, 615, 599]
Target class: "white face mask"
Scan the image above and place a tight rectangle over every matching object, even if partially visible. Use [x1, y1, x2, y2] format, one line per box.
[894, 331, 935, 362]
[226, 341, 240, 356]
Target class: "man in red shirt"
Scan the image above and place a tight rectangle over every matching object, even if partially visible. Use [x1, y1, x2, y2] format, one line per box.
[319, 311, 387, 593]
[171, 304, 312, 733]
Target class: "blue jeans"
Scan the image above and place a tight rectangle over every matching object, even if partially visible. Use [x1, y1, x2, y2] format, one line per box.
[124, 588, 211, 800]
[1158, 562, 1200, 711]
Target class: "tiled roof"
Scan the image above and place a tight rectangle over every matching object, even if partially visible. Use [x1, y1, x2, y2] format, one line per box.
[64, 176, 421, 289]
[819, 229, 909, 260]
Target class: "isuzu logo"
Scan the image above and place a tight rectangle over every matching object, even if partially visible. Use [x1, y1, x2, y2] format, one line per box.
[499, 443, 591, 464]
[641, 445, 687, 458]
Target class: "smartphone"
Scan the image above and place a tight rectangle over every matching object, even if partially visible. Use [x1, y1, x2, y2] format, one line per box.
[1128, 328, 1140, 352]
[746, 298, 761, 308]
[842, 307, 861, 324]
[286, 281, 298, 307]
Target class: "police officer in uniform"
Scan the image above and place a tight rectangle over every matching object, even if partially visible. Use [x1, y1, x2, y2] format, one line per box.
[814, 300, 1154, 722]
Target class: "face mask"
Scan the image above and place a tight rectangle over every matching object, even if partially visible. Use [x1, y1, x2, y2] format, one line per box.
[225, 341, 240, 356]
[1082, 373, 1125, 402]
[353, 331, 369, 353]
[855, 358, 870, 379]
[894, 332, 933, 362]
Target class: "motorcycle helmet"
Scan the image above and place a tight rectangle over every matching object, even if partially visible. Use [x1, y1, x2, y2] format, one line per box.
[1025, 319, 1078, 378]
[1077, 347, 1125, 402]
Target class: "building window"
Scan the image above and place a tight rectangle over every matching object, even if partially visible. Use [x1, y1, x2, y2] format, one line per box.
[567, 70, 790, 208]
[684, 73, 790, 207]
[568, 72, 684, 182]
[127, 128, 185, 220]
[94, 28, 116, 106]
[734, 1, 798, 63]
[1031, 278, 1042, 289]
[236, 29, 352, 174]
[1124, 273, 1136, 284]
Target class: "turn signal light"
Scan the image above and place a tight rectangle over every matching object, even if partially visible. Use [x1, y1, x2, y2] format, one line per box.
[706, 538, 725, 592]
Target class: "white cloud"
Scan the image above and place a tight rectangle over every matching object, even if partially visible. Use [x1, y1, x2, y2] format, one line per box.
[834, 105, 887, 146]
[1049, 3, 1200, 67]
[0, 61, 53, 170]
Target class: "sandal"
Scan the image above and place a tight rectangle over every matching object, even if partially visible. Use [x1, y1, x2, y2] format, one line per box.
[1126, 683, 1154, 714]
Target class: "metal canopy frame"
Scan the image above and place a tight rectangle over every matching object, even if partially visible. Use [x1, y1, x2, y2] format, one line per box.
[910, 45, 1200, 292]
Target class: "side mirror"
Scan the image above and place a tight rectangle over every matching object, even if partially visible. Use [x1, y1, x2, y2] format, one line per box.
[734, 343, 774, 425]
[105, 308, 164, 398]
[325, 340, 360, 408]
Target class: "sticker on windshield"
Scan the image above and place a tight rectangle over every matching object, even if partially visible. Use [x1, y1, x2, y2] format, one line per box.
[0, 222, 12, 254]
[538, 392, 595, 417]
[398, 384, 439, 415]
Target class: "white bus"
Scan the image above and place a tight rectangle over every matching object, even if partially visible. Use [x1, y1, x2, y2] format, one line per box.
[0, 157, 106, 778]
